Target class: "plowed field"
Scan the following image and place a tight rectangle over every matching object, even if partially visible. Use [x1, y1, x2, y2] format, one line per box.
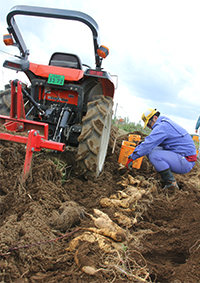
[1, 129, 200, 283]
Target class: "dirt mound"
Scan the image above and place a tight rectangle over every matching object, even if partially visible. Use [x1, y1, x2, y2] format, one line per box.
[0, 130, 200, 283]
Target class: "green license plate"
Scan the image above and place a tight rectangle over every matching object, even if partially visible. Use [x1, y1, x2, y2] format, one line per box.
[48, 74, 65, 85]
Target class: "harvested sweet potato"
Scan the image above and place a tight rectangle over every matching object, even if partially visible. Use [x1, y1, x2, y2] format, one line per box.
[100, 197, 130, 208]
[86, 227, 126, 242]
[66, 231, 121, 253]
[66, 232, 96, 251]
[127, 174, 141, 186]
[88, 209, 126, 241]
[91, 209, 126, 232]
[114, 211, 137, 228]
[117, 190, 129, 199]
[82, 266, 97, 275]
[124, 186, 145, 201]
[100, 185, 146, 211]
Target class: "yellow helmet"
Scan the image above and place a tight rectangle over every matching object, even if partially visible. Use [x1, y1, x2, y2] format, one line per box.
[141, 108, 157, 129]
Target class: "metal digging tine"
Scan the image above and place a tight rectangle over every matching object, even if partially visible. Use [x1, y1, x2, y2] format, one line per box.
[0, 130, 65, 182]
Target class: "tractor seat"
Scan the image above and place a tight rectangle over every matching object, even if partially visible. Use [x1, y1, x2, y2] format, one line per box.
[49, 52, 82, 70]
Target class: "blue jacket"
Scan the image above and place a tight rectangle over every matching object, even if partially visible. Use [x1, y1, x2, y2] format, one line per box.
[130, 115, 196, 161]
[195, 116, 200, 131]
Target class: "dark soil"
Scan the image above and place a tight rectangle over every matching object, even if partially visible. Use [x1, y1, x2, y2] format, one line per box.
[0, 129, 200, 283]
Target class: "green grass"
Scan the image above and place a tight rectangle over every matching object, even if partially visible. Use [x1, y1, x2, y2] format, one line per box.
[112, 119, 151, 136]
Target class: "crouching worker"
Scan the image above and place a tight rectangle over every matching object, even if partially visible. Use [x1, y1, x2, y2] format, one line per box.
[126, 108, 197, 189]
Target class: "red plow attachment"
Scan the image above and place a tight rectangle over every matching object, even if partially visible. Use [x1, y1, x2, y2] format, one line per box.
[0, 80, 65, 182]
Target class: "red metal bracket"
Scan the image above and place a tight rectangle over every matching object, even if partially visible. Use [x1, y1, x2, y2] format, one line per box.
[0, 115, 49, 138]
[10, 80, 26, 119]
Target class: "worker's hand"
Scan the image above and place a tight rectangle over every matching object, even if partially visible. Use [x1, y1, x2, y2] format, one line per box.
[195, 129, 197, 133]
[136, 140, 143, 146]
[126, 157, 133, 170]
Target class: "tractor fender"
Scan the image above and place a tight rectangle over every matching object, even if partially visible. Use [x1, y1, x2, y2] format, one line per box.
[101, 77, 115, 99]
[85, 70, 115, 99]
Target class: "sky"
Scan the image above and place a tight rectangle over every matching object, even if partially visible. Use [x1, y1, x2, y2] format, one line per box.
[0, 0, 200, 134]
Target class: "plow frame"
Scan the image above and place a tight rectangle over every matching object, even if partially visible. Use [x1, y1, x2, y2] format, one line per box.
[0, 80, 65, 182]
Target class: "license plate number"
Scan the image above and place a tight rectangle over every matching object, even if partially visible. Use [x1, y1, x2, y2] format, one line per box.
[48, 74, 64, 85]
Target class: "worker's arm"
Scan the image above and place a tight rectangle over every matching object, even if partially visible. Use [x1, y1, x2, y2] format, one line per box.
[129, 124, 167, 161]
[195, 116, 200, 131]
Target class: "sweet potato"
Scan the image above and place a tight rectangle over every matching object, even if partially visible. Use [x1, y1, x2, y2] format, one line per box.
[66, 231, 120, 253]
[87, 227, 126, 242]
[82, 266, 97, 275]
[100, 197, 130, 208]
[117, 190, 129, 199]
[127, 174, 141, 186]
[92, 209, 126, 232]
[114, 211, 137, 228]
[124, 186, 145, 201]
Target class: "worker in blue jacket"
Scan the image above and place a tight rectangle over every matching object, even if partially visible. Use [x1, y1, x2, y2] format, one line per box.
[195, 115, 200, 160]
[195, 115, 200, 133]
[126, 108, 197, 189]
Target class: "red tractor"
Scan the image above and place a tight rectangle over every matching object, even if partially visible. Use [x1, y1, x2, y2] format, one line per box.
[0, 5, 115, 180]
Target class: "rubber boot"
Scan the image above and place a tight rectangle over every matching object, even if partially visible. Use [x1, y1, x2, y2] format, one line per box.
[159, 168, 179, 189]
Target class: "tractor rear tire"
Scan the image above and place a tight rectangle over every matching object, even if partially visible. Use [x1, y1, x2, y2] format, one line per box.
[0, 88, 11, 116]
[76, 94, 113, 177]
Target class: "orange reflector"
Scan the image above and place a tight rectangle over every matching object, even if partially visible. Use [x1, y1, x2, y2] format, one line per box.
[3, 34, 14, 46]
[97, 45, 109, 58]
[7, 62, 21, 70]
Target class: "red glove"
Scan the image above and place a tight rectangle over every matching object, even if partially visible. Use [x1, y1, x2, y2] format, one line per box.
[136, 140, 143, 146]
[126, 158, 133, 170]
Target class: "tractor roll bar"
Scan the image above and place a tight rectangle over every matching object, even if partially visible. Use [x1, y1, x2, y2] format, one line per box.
[6, 5, 101, 67]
